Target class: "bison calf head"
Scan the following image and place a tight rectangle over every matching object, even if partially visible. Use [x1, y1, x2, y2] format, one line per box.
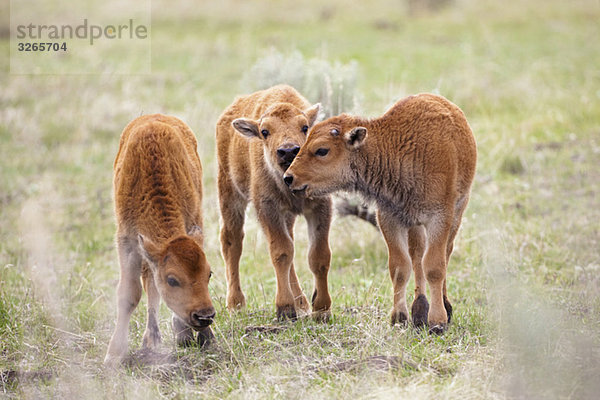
[232, 102, 320, 175]
[284, 115, 368, 197]
[138, 232, 215, 330]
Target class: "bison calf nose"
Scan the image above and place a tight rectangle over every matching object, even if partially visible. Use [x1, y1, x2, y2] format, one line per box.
[283, 174, 294, 187]
[191, 308, 216, 327]
[277, 145, 301, 161]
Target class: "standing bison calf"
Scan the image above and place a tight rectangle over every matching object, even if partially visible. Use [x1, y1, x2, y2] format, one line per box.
[284, 94, 477, 333]
[216, 84, 332, 320]
[105, 114, 214, 366]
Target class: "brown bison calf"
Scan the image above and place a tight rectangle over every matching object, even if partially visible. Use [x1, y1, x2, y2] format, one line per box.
[284, 94, 477, 333]
[216, 84, 332, 320]
[105, 114, 214, 366]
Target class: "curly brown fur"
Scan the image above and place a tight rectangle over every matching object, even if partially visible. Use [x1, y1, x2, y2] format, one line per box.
[106, 115, 214, 366]
[216, 85, 332, 320]
[286, 93, 476, 331]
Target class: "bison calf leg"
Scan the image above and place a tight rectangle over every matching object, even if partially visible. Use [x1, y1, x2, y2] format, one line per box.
[141, 263, 161, 348]
[305, 201, 332, 321]
[272, 244, 298, 321]
[285, 215, 310, 316]
[218, 185, 247, 311]
[439, 196, 468, 326]
[443, 286, 453, 324]
[377, 211, 411, 326]
[423, 215, 453, 334]
[259, 208, 298, 320]
[408, 225, 429, 327]
[288, 263, 310, 316]
[105, 238, 142, 366]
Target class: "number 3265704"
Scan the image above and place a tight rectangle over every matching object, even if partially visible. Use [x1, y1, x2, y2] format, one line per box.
[17, 42, 67, 52]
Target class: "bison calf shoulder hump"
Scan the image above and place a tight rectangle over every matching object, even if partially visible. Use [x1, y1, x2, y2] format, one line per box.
[105, 114, 214, 366]
[285, 94, 477, 333]
[216, 84, 332, 320]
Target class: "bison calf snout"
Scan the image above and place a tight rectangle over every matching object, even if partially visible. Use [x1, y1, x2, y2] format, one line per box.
[277, 144, 300, 164]
[283, 174, 294, 187]
[191, 308, 216, 328]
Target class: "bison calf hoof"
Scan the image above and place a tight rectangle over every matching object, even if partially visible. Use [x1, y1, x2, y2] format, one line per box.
[443, 297, 453, 324]
[276, 305, 297, 321]
[197, 326, 215, 347]
[103, 354, 123, 368]
[428, 324, 447, 335]
[390, 311, 409, 326]
[411, 294, 430, 328]
[142, 331, 162, 349]
[311, 289, 332, 320]
[227, 294, 246, 312]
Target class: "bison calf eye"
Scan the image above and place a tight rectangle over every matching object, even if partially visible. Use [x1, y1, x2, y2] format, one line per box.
[261, 129, 270, 138]
[302, 125, 308, 134]
[166, 276, 180, 287]
[315, 148, 329, 157]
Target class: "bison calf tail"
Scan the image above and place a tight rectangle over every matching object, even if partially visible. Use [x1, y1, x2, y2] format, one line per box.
[335, 196, 378, 228]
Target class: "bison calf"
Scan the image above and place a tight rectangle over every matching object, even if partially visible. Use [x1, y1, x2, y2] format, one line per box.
[216, 84, 332, 320]
[105, 114, 214, 366]
[284, 94, 477, 333]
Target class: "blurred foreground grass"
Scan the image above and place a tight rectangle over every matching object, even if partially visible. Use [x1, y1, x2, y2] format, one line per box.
[1, 0, 599, 398]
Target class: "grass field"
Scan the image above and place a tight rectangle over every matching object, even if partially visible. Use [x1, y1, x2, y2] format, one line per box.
[1, 0, 600, 398]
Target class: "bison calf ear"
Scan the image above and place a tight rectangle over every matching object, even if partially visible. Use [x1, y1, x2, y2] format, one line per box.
[232, 118, 260, 139]
[138, 234, 161, 266]
[304, 103, 322, 127]
[344, 127, 368, 149]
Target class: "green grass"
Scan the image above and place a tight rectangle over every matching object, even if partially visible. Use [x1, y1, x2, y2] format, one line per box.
[1, 0, 600, 398]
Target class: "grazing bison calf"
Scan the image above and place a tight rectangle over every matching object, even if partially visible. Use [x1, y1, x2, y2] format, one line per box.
[216, 84, 332, 320]
[284, 94, 477, 333]
[105, 114, 214, 366]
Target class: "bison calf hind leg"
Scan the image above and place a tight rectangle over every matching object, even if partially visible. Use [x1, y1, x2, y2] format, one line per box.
[377, 211, 411, 327]
[411, 294, 430, 328]
[277, 304, 297, 321]
[444, 294, 453, 324]
[391, 310, 409, 326]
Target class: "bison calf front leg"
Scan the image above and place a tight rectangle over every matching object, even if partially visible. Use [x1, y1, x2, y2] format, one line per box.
[259, 210, 300, 320]
[270, 239, 298, 320]
[305, 200, 332, 321]
[218, 182, 247, 312]
[105, 238, 142, 366]
[284, 215, 310, 316]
